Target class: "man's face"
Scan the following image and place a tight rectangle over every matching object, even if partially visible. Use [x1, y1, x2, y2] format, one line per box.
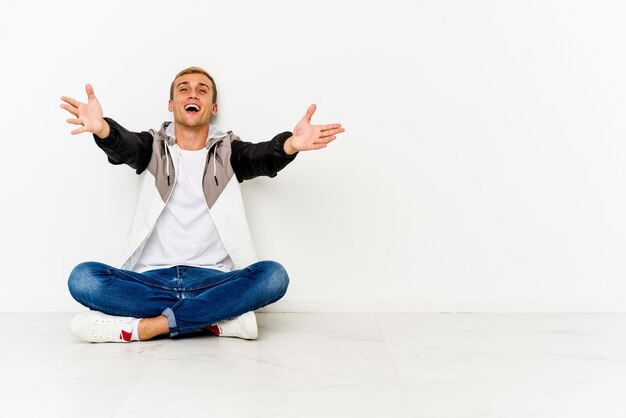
[168, 73, 218, 128]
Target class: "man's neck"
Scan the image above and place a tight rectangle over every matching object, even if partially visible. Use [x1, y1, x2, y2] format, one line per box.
[174, 123, 209, 150]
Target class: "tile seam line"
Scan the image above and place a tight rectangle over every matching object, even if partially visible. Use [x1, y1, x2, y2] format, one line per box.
[109, 344, 159, 418]
[375, 313, 417, 418]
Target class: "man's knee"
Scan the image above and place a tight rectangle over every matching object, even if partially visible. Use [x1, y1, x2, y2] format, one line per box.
[255, 260, 290, 299]
[67, 262, 106, 302]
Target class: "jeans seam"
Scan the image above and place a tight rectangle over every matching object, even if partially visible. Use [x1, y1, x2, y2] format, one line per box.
[71, 293, 139, 318]
[184, 268, 249, 291]
[111, 268, 174, 291]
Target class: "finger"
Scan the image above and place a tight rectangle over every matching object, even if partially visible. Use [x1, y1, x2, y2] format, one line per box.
[70, 126, 87, 135]
[60, 103, 79, 117]
[85, 83, 96, 100]
[314, 136, 336, 146]
[303, 104, 316, 122]
[319, 128, 344, 139]
[66, 118, 82, 125]
[60, 96, 81, 108]
[319, 123, 342, 132]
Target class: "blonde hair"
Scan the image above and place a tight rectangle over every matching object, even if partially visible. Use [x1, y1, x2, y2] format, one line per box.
[169, 66, 217, 103]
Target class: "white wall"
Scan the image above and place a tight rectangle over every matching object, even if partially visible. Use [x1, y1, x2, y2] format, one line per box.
[1, 0, 625, 312]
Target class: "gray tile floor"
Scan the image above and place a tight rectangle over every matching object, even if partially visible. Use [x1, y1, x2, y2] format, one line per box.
[1, 312, 625, 417]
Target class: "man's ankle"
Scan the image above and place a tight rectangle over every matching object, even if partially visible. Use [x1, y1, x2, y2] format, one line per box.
[137, 315, 169, 340]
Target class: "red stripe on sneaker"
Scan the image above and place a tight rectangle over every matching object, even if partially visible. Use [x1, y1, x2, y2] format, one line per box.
[120, 330, 132, 342]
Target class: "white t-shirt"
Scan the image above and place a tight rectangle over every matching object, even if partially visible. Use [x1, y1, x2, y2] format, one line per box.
[134, 139, 235, 273]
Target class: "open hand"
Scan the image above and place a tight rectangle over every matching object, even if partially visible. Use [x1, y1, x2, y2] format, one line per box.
[284, 104, 344, 155]
[60, 84, 110, 138]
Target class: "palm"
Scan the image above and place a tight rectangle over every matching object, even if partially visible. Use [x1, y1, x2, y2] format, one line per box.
[293, 117, 317, 148]
[79, 93, 104, 130]
[290, 104, 344, 152]
[61, 84, 106, 135]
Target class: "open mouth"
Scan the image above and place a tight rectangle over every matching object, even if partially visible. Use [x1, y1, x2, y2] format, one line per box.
[184, 104, 200, 113]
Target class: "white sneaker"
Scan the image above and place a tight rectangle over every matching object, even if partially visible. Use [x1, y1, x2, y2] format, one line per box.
[214, 311, 258, 340]
[70, 311, 136, 343]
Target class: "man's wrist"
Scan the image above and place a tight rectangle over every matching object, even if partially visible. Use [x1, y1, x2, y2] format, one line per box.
[94, 120, 111, 139]
[283, 136, 298, 155]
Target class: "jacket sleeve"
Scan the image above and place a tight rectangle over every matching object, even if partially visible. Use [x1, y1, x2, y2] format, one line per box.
[93, 117, 154, 174]
[230, 131, 298, 182]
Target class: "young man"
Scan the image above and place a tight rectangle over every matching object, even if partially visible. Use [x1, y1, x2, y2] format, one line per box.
[61, 67, 344, 343]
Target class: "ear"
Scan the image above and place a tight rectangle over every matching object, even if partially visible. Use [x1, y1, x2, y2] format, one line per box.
[212, 103, 218, 116]
[168, 99, 173, 112]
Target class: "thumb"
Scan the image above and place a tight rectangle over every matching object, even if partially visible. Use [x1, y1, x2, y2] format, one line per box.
[303, 104, 316, 123]
[85, 83, 96, 100]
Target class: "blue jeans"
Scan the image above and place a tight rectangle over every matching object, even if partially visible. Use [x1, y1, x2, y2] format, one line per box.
[67, 260, 289, 336]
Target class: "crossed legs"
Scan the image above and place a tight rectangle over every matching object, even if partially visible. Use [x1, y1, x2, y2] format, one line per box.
[67, 261, 289, 341]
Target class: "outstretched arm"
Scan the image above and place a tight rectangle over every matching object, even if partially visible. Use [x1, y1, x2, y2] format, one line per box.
[231, 104, 345, 182]
[60, 84, 153, 173]
[60, 84, 110, 138]
[283, 104, 345, 155]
